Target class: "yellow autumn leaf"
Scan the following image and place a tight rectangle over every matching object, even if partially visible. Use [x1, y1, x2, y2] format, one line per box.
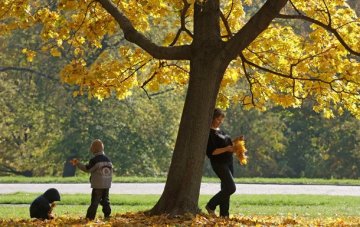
[72, 91, 79, 97]
[21, 49, 36, 62]
[50, 48, 62, 57]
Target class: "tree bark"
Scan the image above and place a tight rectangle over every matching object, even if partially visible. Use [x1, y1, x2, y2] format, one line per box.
[149, 0, 226, 215]
[149, 56, 228, 215]
[97, 0, 191, 60]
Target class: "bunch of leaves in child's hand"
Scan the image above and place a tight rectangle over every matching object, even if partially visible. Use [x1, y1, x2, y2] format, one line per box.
[1, 213, 360, 226]
[48, 203, 57, 219]
[233, 137, 248, 165]
[69, 159, 79, 166]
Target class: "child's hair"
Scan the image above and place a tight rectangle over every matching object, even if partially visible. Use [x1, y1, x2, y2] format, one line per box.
[90, 139, 104, 153]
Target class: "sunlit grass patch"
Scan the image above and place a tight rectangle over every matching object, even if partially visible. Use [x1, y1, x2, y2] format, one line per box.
[0, 193, 359, 220]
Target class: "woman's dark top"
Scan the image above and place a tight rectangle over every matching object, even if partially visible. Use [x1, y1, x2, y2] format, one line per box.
[207, 128, 233, 163]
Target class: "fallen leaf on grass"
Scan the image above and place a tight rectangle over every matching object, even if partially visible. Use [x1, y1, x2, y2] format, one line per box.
[1, 212, 359, 226]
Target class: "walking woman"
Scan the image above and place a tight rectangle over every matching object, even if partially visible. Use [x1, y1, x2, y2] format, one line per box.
[205, 108, 236, 217]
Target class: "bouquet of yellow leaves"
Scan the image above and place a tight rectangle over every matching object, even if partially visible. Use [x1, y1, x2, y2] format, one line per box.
[233, 136, 248, 165]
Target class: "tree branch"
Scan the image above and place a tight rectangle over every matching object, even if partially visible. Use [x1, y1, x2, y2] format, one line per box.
[0, 165, 32, 177]
[220, 11, 233, 39]
[277, 14, 360, 56]
[223, 0, 288, 61]
[140, 62, 161, 89]
[289, 0, 302, 15]
[225, 0, 235, 21]
[163, 62, 189, 74]
[0, 66, 76, 93]
[0, 66, 57, 81]
[0, 2, 13, 19]
[169, 0, 193, 46]
[149, 88, 175, 97]
[240, 53, 359, 96]
[321, 0, 332, 26]
[120, 58, 152, 83]
[96, 0, 191, 60]
[239, 54, 256, 106]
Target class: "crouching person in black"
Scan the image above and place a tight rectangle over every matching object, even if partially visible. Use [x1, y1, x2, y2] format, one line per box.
[30, 188, 61, 220]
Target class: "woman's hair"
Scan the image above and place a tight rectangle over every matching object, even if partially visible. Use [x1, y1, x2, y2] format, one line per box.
[213, 108, 225, 119]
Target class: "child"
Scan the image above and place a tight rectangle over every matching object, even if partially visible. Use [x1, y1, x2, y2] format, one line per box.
[71, 139, 113, 220]
[30, 188, 60, 220]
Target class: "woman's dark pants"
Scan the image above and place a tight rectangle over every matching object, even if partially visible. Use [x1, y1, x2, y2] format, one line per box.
[207, 161, 236, 217]
[86, 188, 111, 220]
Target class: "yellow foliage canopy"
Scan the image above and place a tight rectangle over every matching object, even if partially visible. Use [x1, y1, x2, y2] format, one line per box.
[1, 0, 359, 117]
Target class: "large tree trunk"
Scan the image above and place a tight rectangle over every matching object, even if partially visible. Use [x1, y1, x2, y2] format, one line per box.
[150, 0, 227, 215]
[150, 64, 224, 215]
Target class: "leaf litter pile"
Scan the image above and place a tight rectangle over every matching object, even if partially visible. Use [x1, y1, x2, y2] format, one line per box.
[1, 212, 359, 226]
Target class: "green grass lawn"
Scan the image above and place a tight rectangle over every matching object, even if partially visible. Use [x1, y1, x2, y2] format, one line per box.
[0, 176, 359, 185]
[0, 193, 359, 219]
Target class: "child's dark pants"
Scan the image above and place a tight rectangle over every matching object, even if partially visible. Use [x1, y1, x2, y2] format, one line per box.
[86, 188, 111, 220]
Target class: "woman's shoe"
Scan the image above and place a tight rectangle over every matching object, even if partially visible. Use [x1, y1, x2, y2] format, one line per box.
[205, 205, 216, 216]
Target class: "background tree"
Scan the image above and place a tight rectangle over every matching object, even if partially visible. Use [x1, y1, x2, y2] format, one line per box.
[1, 0, 359, 215]
[0, 27, 65, 176]
[203, 102, 360, 179]
[280, 104, 360, 178]
[0, 16, 183, 177]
